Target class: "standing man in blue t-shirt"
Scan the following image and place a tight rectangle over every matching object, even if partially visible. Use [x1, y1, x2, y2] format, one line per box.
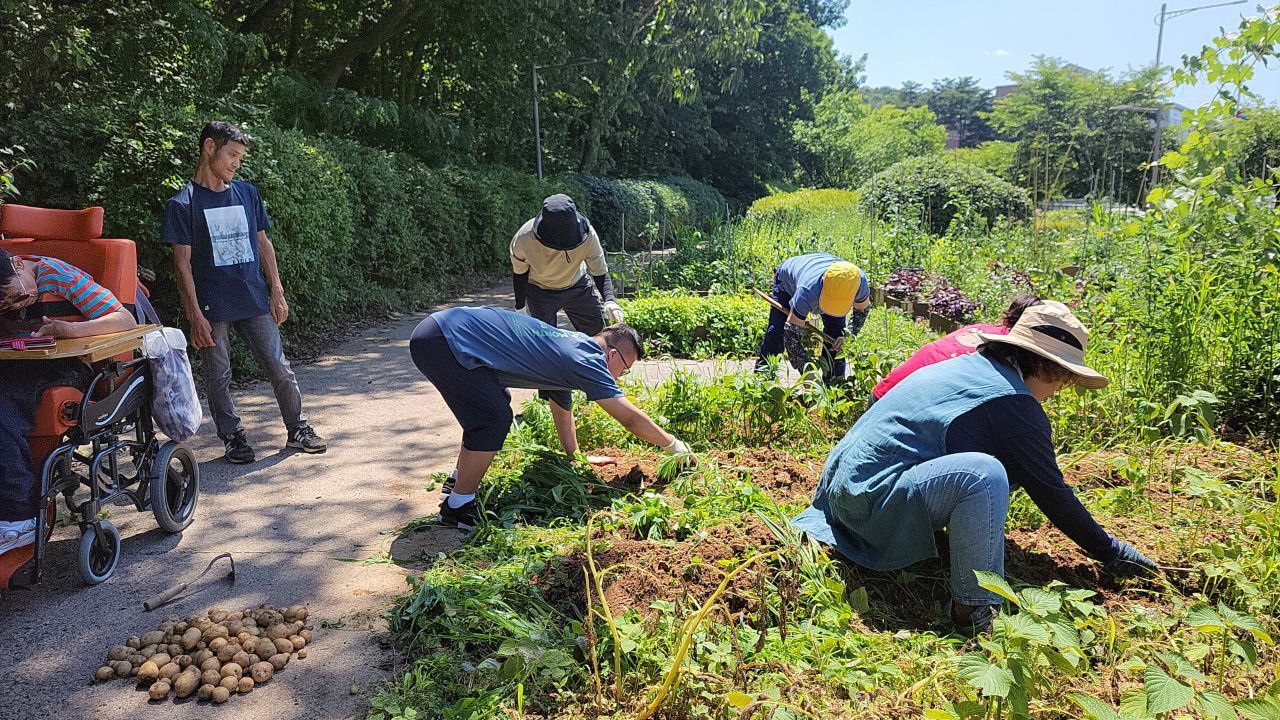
[162, 121, 326, 463]
[409, 307, 694, 529]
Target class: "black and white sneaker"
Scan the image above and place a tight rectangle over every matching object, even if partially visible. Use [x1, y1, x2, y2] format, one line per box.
[222, 431, 256, 464]
[287, 425, 327, 453]
[437, 496, 478, 530]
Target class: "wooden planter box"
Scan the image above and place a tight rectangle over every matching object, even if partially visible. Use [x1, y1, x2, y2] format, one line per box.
[912, 301, 930, 320]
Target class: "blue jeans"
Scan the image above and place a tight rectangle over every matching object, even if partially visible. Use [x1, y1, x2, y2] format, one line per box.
[756, 271, 847, 376]
[199, 313, 306, 438]
[908, 452, 1009, 606]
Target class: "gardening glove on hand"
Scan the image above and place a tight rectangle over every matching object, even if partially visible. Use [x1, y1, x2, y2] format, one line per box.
[783, 323, 812, 372]
[661, 436, 697, 469]
[847, 306, 869, 338]
[603, 301, 625, 325]
[1103, 538, 1159, 578]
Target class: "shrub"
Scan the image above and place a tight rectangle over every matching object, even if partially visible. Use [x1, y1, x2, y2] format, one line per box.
[858, 154, 1032, 235]
[580, 174, 726, 250]
[621, 293, 764, 357]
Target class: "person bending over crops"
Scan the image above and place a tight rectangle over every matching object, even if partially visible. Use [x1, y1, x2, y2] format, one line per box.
[511, 194, 623, 333]
[792, 301, 1158, 635]
[409, 307, 693, 530]
[0, 248, 136, 552]
[755, 252, 869, 379]
[870, 295, 1043, 401]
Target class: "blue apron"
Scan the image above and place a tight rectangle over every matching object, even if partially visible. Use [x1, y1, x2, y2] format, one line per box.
[792, 352, 1031, 569]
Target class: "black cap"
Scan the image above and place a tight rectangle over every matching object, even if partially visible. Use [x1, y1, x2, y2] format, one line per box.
[532, 194, 588, 250]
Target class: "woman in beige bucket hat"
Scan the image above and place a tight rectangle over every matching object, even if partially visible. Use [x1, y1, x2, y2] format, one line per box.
[793, 301, 1158, 635]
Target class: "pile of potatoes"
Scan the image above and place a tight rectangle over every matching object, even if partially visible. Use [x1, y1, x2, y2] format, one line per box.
[94, 604, 313, 704]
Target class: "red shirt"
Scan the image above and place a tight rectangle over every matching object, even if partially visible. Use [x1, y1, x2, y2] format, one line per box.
[871, 323, 1008, 399]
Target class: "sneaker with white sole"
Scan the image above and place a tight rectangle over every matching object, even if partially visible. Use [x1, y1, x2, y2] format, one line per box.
[287, 425, 327, 453]
[437, 496, 478, 530]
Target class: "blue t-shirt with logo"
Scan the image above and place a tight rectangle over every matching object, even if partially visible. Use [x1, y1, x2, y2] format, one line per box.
[162, 180, 272, 323]
[434, 306, 623, 410]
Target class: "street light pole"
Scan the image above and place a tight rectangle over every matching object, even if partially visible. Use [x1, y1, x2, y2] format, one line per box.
[532, 64, 543, 180]
[1147, 0, 1246, 190]
[531, 58, 599, 180]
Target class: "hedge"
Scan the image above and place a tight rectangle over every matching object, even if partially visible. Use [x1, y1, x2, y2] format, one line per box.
[621, 293, 765, 357]
[582, 174, 727, 251]
[1, 103, 725, 366]
[858, 154, 1032, 235]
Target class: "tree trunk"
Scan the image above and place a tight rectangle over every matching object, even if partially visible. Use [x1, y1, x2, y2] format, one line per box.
[315, 0, 421, 88]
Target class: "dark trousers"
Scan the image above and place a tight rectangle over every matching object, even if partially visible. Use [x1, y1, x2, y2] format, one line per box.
[525, 275, 605, 335]
[410, 316, 513, 452]
[0, 359, 92, 521]
[756, 272, 847, 377]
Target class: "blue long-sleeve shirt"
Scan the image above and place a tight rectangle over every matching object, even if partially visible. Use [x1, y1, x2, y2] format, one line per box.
[946, 394, 1119, 561]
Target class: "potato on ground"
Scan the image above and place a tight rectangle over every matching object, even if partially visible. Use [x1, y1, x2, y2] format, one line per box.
[219, 662, 243, 680]
[237, 676, 255, 693]
[250, 661, 273, 683]
[197, 684, 215, 700]
[137, 660, 160, 682]
[148, 680, 171, 701]
[174, 671, 200, 698]
[269, 653, 289, 670]
[201, 669, 221, 687]
[211, 686, 230, 703]
[218, 675, 239, 692]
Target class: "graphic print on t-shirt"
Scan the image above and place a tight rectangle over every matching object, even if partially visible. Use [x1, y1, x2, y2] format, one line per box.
[204, 205, 255, 267]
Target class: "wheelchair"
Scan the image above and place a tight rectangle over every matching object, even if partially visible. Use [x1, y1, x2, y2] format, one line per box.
[0, 204, 200, 589]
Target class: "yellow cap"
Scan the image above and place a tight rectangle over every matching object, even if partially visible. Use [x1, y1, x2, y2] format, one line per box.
[819, 262, 863, 316]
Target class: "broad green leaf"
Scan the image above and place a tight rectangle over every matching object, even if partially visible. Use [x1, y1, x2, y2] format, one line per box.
[924, 709, 960, 720]
[1185, 604, 1227, 633]
[1047, 617, 1082, 650]
[975, 571, 1020, 606]
[1144, 665, 1194, 715]
[957, 653, 1013, 698]
[1018, 587, 1062, 617]
[1159, 651, 1207, 682]
[1219, 604, 1274, 644]
[1119, 689, 1152, 719]
[726, 691, 752, 708]
[999, 613, 1051, 645]
[1198, 690, 1240, 720]
[1070, 693, 1122, 720]
[1235, 698, 1280, 720]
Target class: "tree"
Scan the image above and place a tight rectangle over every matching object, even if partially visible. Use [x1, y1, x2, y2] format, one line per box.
[794, 89, 945, 188]
[926, 76, 994, 147]
[986, 57, 1161, 202]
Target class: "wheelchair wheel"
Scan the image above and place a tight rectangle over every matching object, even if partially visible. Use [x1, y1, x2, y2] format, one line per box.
[150, 442, 199, 533]
[78, 520, 121, 585]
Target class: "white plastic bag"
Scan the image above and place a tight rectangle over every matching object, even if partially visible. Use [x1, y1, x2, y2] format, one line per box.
[143, 327, 202, 442]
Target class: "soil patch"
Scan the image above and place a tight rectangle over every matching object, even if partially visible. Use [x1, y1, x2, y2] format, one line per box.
[586, 446, 822, 504]
[535, 515, 785, 618]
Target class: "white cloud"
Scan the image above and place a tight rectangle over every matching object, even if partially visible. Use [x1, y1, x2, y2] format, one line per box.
[982, 49, 1011, 57]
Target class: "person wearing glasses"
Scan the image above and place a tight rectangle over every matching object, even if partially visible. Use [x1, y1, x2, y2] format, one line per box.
[0, 248, 135, 551]
[409, 306, 692, 529]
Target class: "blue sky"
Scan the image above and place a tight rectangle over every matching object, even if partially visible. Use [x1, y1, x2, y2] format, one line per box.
[828, 0, 1279, 107]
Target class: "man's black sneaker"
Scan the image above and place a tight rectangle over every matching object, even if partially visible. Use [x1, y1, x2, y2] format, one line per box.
[438, 496, 478, 530]
[287, 425, 327, 453]
[222, 431, 256, 464]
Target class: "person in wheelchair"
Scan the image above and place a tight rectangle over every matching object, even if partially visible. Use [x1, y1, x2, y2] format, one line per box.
[0, 248, 136, 551]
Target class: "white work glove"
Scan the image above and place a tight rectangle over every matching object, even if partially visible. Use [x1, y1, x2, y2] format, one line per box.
[661, 436, 690, 455]
[603, 301, 625, 325]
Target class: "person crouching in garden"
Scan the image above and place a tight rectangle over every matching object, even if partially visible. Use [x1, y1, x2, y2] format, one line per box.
[511, 194, 624, 332]
[409, 307, 692, 530]
[755, 252, 869, 379]
[870, 295, 1042, 402]
[792, 301, 1158, 634]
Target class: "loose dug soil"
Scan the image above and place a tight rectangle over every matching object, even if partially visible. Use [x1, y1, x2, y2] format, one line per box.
[551, 442, 1273, 633]
[589, 446, 823, 504]
[534, 514, 786, 619]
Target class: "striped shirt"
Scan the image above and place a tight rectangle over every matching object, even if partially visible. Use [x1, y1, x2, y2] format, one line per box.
[26, 255, 124, 320]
